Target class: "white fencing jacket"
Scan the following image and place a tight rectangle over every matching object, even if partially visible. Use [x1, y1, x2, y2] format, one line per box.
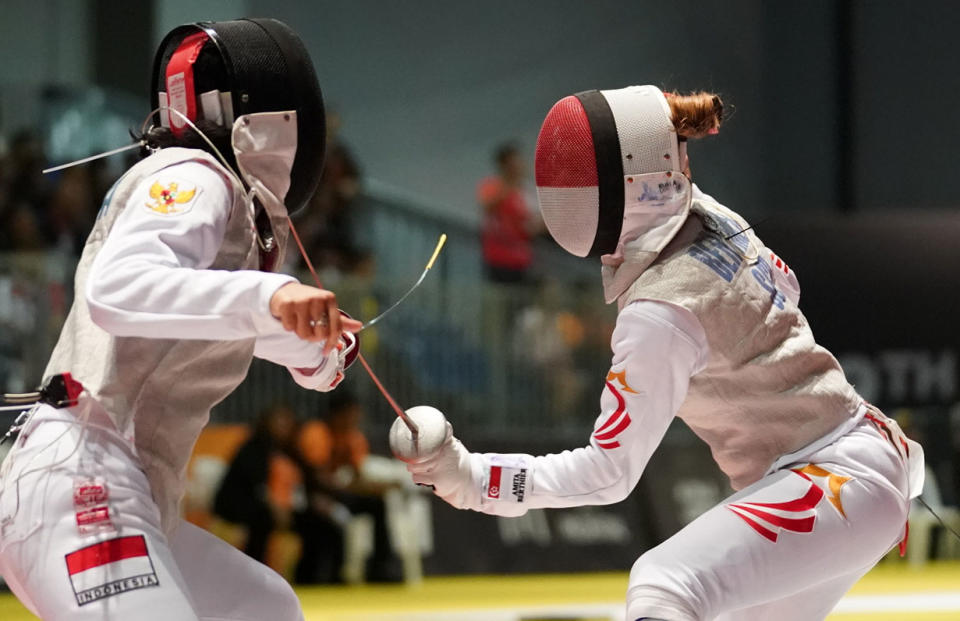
[45, 114, 337, 532]
[465, 191, 921, 517]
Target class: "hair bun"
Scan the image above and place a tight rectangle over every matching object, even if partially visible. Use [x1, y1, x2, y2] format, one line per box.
[666, 90, 724, 139]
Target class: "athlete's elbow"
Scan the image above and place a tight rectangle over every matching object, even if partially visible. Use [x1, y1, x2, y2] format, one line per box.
[588, 449, 640, 504]
[594, 479, 633, 505]
[568, 477, 632, 507]
[86, 277, 134, 336]
[86, 293, 126, 335]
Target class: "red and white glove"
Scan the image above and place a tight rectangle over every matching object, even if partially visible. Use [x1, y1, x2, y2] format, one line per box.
[289, 328, 359, 392]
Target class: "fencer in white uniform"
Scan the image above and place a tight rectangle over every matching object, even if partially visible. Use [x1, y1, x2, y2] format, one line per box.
[0, 18, 358, 621]
[406, 86, 925, 621]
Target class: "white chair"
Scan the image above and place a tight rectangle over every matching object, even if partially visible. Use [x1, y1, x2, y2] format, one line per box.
[341, 513, 375, 584]
[339, 455, 432, 584]
[905, 466, 960, 565]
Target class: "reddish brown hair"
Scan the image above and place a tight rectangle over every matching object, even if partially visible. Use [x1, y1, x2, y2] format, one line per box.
[663, 91, 724, 139]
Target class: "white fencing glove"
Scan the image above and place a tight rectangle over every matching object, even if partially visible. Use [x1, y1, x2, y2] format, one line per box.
[392, 407, 531, 517]
[407, 429, 486, 511]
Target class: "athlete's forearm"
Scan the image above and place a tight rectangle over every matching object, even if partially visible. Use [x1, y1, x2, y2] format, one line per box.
[415, 301, 708, 517]
[469, 444, 642, 515]
[87, 262, 294, 340]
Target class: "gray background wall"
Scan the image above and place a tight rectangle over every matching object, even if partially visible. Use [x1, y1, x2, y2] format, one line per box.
[1, 1, 958, 219]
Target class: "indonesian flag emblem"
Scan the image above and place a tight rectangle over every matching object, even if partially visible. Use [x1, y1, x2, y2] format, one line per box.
[65, 535, 160, 606]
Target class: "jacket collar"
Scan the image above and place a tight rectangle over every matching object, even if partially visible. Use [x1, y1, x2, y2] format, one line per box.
[231, 111, 298, 268]
[599, 176, 696, 303]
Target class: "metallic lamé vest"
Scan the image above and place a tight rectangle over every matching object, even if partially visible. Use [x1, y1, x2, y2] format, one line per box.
[44, 147, 275, 533]
[619, 197, 861, 490]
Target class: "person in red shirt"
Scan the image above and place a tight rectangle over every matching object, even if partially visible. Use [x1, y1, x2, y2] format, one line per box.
[478, 143, 536, 283]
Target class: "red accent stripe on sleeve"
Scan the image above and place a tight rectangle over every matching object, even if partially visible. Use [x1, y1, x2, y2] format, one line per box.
[595, 381, 626, 435]
[65, 535, 148, 576]
[594, 413, 632, 441]
[594, 381, 632, 448]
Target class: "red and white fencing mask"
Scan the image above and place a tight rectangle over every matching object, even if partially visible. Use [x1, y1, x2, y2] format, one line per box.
[535, 85, 692, 260]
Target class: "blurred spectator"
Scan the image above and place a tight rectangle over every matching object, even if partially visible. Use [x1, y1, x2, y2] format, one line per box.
[0, 128, 110, 255]
[1, 130, 51, 252]
[4, 207, 45, 251]
[478, 143, 540, 410]
[0, 142, 9, 242]
[7, 130, 49, 217]
[214, 402, 355, 584]
[291, 110, 368, 277]
[513, 278, 589, 420]
[43, 164, 101, 255]
[478, 142, 538, 284]
[298, 391, 402, 582]
[214, 403, 304, 564]
[300, 391, 369, 479]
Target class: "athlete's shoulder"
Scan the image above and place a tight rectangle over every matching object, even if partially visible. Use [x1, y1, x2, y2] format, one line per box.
[130, 149, 236, 218]
[613, 299, 709, 371]
[618, 299, 706, 341]
[145, 148, 236, 188]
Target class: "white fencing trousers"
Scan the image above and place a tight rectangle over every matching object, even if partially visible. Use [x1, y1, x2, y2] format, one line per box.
[626, 420, 911, 621]
[0, 405, 304, 621]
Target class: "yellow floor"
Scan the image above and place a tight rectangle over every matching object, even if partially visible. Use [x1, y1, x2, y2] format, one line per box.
[1, 562, 957, 620]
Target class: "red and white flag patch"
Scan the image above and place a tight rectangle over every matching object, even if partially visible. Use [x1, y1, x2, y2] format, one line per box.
[65, 535, 159, 606]
[485, 456, 531, 503]
[488, 465, 503, 499]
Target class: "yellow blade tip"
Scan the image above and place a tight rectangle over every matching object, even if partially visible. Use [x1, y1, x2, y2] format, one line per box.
[426, 233, 447, 270]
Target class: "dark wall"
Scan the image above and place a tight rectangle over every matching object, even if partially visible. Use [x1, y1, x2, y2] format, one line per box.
[760, 1, 843, 212]
[90, 0, 154, 97]
[761, 210, 960, 408]
[854, 1, 960, 210]
[241, 0, 960, 220]
[252, 0, 769, 220]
